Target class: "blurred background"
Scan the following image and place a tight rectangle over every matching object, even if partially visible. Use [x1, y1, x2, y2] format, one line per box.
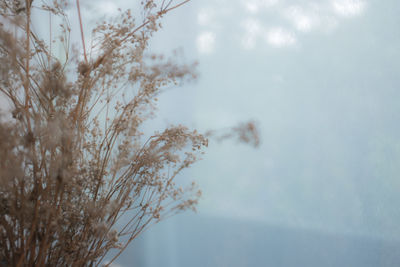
[44, 0, 400, 266]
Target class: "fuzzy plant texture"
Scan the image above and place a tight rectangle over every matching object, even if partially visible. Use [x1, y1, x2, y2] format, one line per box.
[0, 0, 259, 266]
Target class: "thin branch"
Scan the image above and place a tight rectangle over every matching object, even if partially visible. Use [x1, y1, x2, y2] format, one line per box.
[76, 0, 88, 63]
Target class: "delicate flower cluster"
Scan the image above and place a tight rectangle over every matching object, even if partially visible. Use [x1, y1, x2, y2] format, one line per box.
[206, 120, 260, 148]
[0, 1, 207, 266]
[0, 0, 259, 266]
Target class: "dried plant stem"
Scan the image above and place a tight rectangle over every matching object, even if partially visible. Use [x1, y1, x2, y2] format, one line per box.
[24, 0, 31, 125]
[76, 0, 88, 63]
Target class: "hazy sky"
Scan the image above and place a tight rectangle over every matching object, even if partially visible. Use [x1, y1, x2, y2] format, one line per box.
[148, 0, 400, 240]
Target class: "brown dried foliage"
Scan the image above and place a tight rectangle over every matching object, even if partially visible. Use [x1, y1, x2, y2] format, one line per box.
[0, 0, 258, 266]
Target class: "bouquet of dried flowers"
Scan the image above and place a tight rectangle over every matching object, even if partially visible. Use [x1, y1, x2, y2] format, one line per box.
[0, 0, 258, 266]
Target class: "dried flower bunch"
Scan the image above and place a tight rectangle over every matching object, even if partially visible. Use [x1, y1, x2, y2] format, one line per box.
[0, 0, 258, 266]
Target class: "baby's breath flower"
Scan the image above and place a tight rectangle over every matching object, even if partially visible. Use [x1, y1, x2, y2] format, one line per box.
[0, 1, 258, 266]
